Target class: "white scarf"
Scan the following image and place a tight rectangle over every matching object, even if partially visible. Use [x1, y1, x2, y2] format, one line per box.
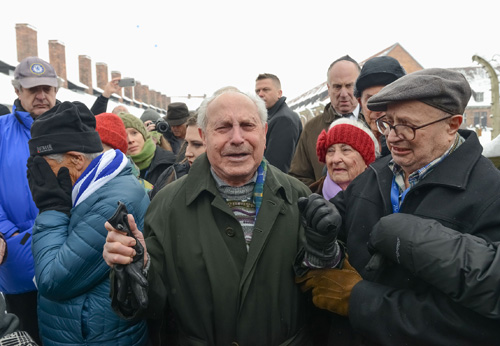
[72, 149, 128, 207]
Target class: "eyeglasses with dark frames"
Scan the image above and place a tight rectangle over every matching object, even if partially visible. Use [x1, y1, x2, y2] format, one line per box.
[376, 114, 454, 140]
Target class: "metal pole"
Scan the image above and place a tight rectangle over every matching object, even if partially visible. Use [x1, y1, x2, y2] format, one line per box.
[472, 55, 500, 140]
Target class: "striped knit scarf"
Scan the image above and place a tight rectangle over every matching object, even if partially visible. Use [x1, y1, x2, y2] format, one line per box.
[253, 160, 267, 216]
[72, 149, 128, 207]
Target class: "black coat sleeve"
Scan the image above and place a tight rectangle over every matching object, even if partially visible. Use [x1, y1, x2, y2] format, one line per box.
[369, 213, 500, 319]
[90, 95, 109, 115]
[350, 280, 500, 346]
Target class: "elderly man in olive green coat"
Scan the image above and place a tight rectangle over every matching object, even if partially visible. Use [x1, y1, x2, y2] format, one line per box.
[103, 89, 314, 345]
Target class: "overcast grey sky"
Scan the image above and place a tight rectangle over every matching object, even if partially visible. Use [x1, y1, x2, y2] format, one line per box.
[1, 0, 498, 104]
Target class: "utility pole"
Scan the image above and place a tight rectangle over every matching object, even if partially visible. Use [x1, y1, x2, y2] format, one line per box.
[472, 55, 500, 140]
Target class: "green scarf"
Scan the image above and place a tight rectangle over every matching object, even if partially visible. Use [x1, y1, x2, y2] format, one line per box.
[130, 138, 156, 170]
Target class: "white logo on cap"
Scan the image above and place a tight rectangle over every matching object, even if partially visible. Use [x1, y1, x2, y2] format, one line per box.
[30, 63, 45, 75]
[37, 144, 53, 153]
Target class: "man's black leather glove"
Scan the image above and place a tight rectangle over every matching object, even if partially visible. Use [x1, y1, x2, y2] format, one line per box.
[298, 193, 342, 264]
[108, 202, 148, 315]
[27, 155, 72, 215]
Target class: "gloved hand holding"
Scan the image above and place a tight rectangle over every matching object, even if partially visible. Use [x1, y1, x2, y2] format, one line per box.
[296, 257, 362, 316]
[27, 155, 73, 215]
[106, 202, 148, 315]
[298, 193, 342, 266]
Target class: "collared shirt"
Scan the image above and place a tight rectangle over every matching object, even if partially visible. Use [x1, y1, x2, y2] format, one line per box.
[389, 133, 464, 208]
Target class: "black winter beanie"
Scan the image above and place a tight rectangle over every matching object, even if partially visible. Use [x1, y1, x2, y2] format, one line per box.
[29, 101, 103, 156]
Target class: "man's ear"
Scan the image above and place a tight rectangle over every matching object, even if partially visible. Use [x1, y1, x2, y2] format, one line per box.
[14, 88, 20, 97]
[66, 151, 87, 171]
[448, 115, 463, 135]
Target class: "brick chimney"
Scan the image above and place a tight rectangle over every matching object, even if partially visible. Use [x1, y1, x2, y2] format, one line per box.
[149, 89, 157, 108]
[155, 91, 162, 108]
[111, 71, 122, 97]
[162, 95, 171, 109]
[96, 62, 108, 90]
[142, 85, 150, 105]
[134, 81, 142, 104]
[16, 24, 38, 62]
[48, 40, 67, 88]
[124, 83, 133, 101]
[78, 55, 92, 95]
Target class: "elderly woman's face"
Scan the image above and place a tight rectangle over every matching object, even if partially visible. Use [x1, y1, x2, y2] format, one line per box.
[326, 143, 367, 188]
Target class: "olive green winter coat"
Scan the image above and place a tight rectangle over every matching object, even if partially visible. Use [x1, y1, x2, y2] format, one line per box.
[143, 154, 313, 345]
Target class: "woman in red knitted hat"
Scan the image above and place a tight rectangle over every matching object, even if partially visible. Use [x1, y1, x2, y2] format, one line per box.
[309, 118, 379, 199]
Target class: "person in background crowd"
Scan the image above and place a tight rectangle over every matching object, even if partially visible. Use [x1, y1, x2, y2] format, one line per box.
[150, 114, 206, 199]
[309, 118, 379, 200]
[296, 68, 500, 345]
[141, 109, 174, 152]
[0, 104, 10, 116]
[163, 102, 190, 158]
[112, 104, 129, 115]
[90, 77, 122, 115]
[289, 55, 361, 185]
[119, 112, 176, 187]
[354, 56, 406, 157]
[95, 112, 153, 193]
[27, 101, 149, 346]
[103, 89, 322, 345]
[0, 56, 59, 344]
[255, 73, 302, 173]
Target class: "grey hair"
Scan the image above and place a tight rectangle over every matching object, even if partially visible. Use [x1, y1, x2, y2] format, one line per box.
[197, 87, 267, 132]
[328, 118, 381, 158]
[12, 79, 61, 92]
[44, 152, 102, 163]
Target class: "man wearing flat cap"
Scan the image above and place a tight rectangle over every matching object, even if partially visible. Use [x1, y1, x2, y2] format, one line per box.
[296, 68, 500, 344]
[0, 56, 61, 343]
[27, 101, 150, 345]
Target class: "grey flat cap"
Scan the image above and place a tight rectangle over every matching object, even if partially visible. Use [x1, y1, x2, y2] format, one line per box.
[367, 68, 472, 115]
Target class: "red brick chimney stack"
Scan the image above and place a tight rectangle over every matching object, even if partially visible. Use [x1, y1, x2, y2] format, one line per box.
[111, 71, 122, 98]
[78, 55, 93, 95]
[48, 40, 68, 88]
[16, 24, 38, 61]
[124, 83, 133, 102]
[134, 81, 142, 104]
[96, 62, 108, 90]
[142, 85, 150, 105]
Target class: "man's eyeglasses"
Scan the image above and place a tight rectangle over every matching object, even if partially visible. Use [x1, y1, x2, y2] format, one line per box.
[376, 114, 454, 140]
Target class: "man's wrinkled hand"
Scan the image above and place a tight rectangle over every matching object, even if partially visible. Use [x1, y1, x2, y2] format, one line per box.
[103, 214, 148, 268]
[296, 257, 362, 316]
[298, 193, 342, 262]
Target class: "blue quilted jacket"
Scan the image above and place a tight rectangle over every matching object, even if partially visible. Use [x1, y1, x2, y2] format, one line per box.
[32, 163, 149, 346]
[0, 103, 38, 294]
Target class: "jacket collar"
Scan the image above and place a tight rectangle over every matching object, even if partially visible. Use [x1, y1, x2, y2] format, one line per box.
[418, 130, 481, 190]
[12, 100, 34, 130]
[371, 130, 481, 191]
[266, 96, 286, 118]
[147, 146, 176, 172]
[185, 153, 294, 206]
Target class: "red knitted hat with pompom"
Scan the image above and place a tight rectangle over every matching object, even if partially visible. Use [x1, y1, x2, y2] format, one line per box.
[316, 123, 375, 165]
[95, 113, 128, 154]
